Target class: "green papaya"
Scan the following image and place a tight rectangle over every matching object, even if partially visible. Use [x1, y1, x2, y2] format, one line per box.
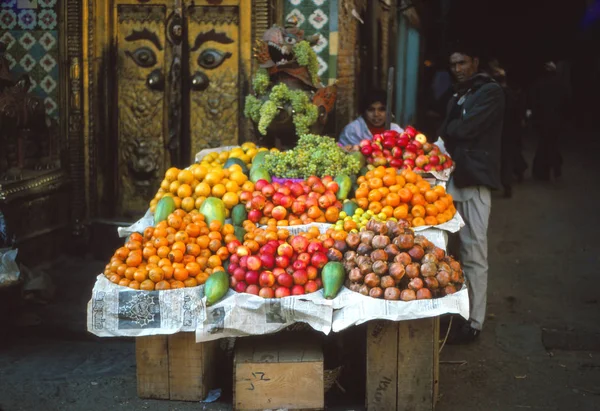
[223, 157, 249, 175]
[322, 261, 345, 300]
[154, 196, 176, 225]
[359, 166, 369, 177]
[250, 166, 271, 183]
[234, 226, 247, 242]
[342, 200, 359, 217]
[204, 271, 229, 305]
[335, 174, 352, 201]
[199, 197, 226, 226]
[350, 151, 366, 169]
[231, 204, 248, 227]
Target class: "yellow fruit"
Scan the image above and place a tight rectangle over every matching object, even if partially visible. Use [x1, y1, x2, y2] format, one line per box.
[218, 152, 229, 163]
[230, 171, 247, 185]
[172, 196, 182, 209]
[195, 182, 211, 197]
[169, 180, 181, 194]
[246, 148, 258, 159]
[241, 181, 254, 192]
[241, 142, 256, 152]
[240, 154, 251, 164]
[222, 192, 239, 208]
[160, 179, 170, 191]
[195, 197, 204, 209]
[177, 169, 194, 184]
[211, 183, 226, 198]
[193, 165, 208, 181]
[177, 183, 192, 198]
[181, 197, 195, 212]
[204, 172, 221, 186]
[150, 199, 158, 207]
[258, 147, 268, 153]
[227, 164, 243, 173]
[225, 180, 239, 193]
[190, 179, 200, 190]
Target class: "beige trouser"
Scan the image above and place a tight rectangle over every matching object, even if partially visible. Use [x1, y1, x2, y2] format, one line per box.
[448, 179, 491, 331]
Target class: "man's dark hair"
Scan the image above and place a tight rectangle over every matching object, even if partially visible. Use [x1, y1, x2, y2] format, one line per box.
[361, 89, 387, 113]
[446, 40, 482, 61]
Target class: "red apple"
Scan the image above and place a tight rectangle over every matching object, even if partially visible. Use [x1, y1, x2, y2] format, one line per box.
[306, 266, 318, 280]
[246, 284, 260, 295]
[272, 192, 283, 205]
[291, 200, 307, 215]
[261, 184, 275, 197]
[230, 276, 238, 288]
[318, 195, 332, 209]
[262, 202, 274, 217]
[235, 281, 248, 293]
[422, 142, 433, 153]
[292, 259, 307, 270]
[271, 206, 287, 221]
[239, 255, 248, 268]
[397, 135, 409, 147]
[248, 209, 262, 223]
[228, 263, 239, 274]
[415, 155, 429, 168]
[361, 145, 373, 156]
[307, 241, 324, 254]
[403, 159, 415, 168]
[310, 252, 328, 269]
[254, 179, 269, 191]
[297, 252, 311, 265]
[405, 143, 417, 153]
[260, 253, 275, 269]
[246, 256, 262, 272]
[277, 272, 294, 288]
[260, 244, 276, 256]
[275, 286, 291, 298]
[412, 140, 423, 150]
[279, 195, 293, 209]
[359, 139, 371, 148]
[390, 158, 403, 168]
[275, 254, 290, 268]
[382, 137, 396, 150]
[273, 267, 285, 277]
[429, 155, 440, 166]
[315, 278, 323, 288]
[373, 133, 384, 143]
[325, 181, 339, 193]
[227, 240, 242, 255]
[404, 126, 417, 137]
[259, 287, 275, 298]
[402, 151, 416, 160]
[305, 280, 319, 293]
[278, 243, 294, 258]
[435, 164, 444, 171]
[233, 268, 246, 282]
[278, 186, 291, 196]
[423, 164, 433, 172]
[229, 254, 240, 265]
[293, 270, 308, 285]
[383, 130, 399, 139]
[259, 271, 275, 288]
[373, 156, 388, 167]
[237, 247, 251, 259]
[290, 236, 309, 253]
[391, 146, 403, 158]
[323, 237, 335, 249]
[291, 285, 305, 295]
[245, 270, 259, 285]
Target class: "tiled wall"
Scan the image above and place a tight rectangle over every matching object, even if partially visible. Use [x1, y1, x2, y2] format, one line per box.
[284, 0, 338, 85]
[0, 0, 60, 119]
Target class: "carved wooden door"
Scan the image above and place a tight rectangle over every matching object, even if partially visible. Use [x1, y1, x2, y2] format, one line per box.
[112, 0, 249, 217]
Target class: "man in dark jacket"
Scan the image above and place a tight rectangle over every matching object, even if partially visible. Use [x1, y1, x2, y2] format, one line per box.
[439, 46, 505, 343]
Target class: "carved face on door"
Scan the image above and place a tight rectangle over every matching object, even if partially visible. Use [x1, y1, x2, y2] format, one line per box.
[187, 6, 240, 154]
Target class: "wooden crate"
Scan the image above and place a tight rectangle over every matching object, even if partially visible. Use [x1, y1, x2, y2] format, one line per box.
[136, 332, 218, 401]
[366, 317, 440, 411]
[234, 335, 324, 410]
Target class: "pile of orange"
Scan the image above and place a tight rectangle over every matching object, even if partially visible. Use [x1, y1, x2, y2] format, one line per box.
[104, 209, 236, 290]
[149, 164, 254, 215]
[354, 167, 456, 227]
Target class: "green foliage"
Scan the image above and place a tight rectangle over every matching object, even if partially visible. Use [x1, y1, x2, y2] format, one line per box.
[294, 41, 320, 86]
[264, 134, 361, 178]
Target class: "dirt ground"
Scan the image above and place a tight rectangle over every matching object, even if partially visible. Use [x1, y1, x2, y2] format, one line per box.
[1, 132, 599, 411]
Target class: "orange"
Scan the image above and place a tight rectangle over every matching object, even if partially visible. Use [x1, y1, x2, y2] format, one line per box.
[115, 246, 130, 261]
[169, 180, 181, 195]
[395, 175, 406, 186]
[241, 181, 254, 192]
[436, 214, 448, 225]
[160, 179, 170, 191]
[204, 172, 221, 186]
[209, 220, 222, 232]
[411, 193, 426, 206]
[197, 235, 210, 249]
[175, 231, 189, 243]
[168, 214, 182, 229]
[433, 185, 446, 197]
[373, 167, 386, 179]
[404, 170, 418, 184]
[355, 187, 369, 199]
[425, 204, 439, 217]
[434, 200, 447, 213]
[170, 280, 185, 289]
[425, 216, 438, 226]
[118, 278, 131, 287]
[126, 252, 142, 267]
[412, 217, 425, 227]
[133, 268, 148, 283]
[195, 272, 209, 285]
[216, 247, 229, 261]
[168, 249, 184, 263]
[195, 182, 211, 197]
[180, 197, 195, 212]
[172, 241, 186, 253]
[155, 280, 171, 290]
[222, 192, 239, 208]
[142, 246, 157, 259]
[177, 169, 194, 185]
[124, 266, 136, 280]
[193, 165, 208, 181]
[211, 183, 226, 198]
[416, 180, 430, 194]
[128, 280, 141, 290]
[381, 205, 394, 218]
[368, 190, 382, 203]
[383, 174, 396, 187]
[325, 206, 339, 223]
[157, 245, 171, 259]
[184, 277, 198, 288]
[357, 198, 369, 210]
[209, 239, 222, 252]
[165, 167, 180, 182]
[177, 183, 192, 199]
[368, 202, 382, 214]
[230, 171, 247, 185]
[385, 192, 400, 207]
[368, 178, 383, 190]
[162, 265, 174, 280]
[185, 223, 201, 238]
[225, 180, 240, 192]
[411, 204, 426, 218]
[398, 188, 412, 203]
[393, 203, 409, 220]
[173, 266, 189, 281]
[207, 255, 222, 269]
[149, 267, 164, 283]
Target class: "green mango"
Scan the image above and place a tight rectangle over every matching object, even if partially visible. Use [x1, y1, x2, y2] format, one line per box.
[335, 174, 353, 201]
[250, 166, 271, 183]
[199, 197, 226, 226]
[154, 196, 176, 225]
[231, 204, 248, 227]
[223, 157, 249, 175]
[322, 262, 345, 299]
[251, 151, 269, 170]
[204, 271, 229, 305]
[342, 200, 359, 217]
[359, 166, 369, 177]
[234, 226, 247, 242]
[350, 151, 366, 169]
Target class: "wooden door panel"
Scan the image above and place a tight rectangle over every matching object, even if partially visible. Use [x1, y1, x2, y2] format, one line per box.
[187, 5, 240, 158]
[116, 4, 170, 217]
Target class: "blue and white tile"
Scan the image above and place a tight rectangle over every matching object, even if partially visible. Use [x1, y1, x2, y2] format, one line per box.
[38, 8, 57, 30]
[0, 9, 17, 29]
[308, 8, 328, 30]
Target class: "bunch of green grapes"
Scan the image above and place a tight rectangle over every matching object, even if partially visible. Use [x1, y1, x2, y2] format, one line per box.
[290, 90, 319, 135]
[264, 134, 361, 178]
[252, 68, 270, 96]
[244, 95, 262, 123]
[258, 100, 278, 135]
[294, 41, 320, 86]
